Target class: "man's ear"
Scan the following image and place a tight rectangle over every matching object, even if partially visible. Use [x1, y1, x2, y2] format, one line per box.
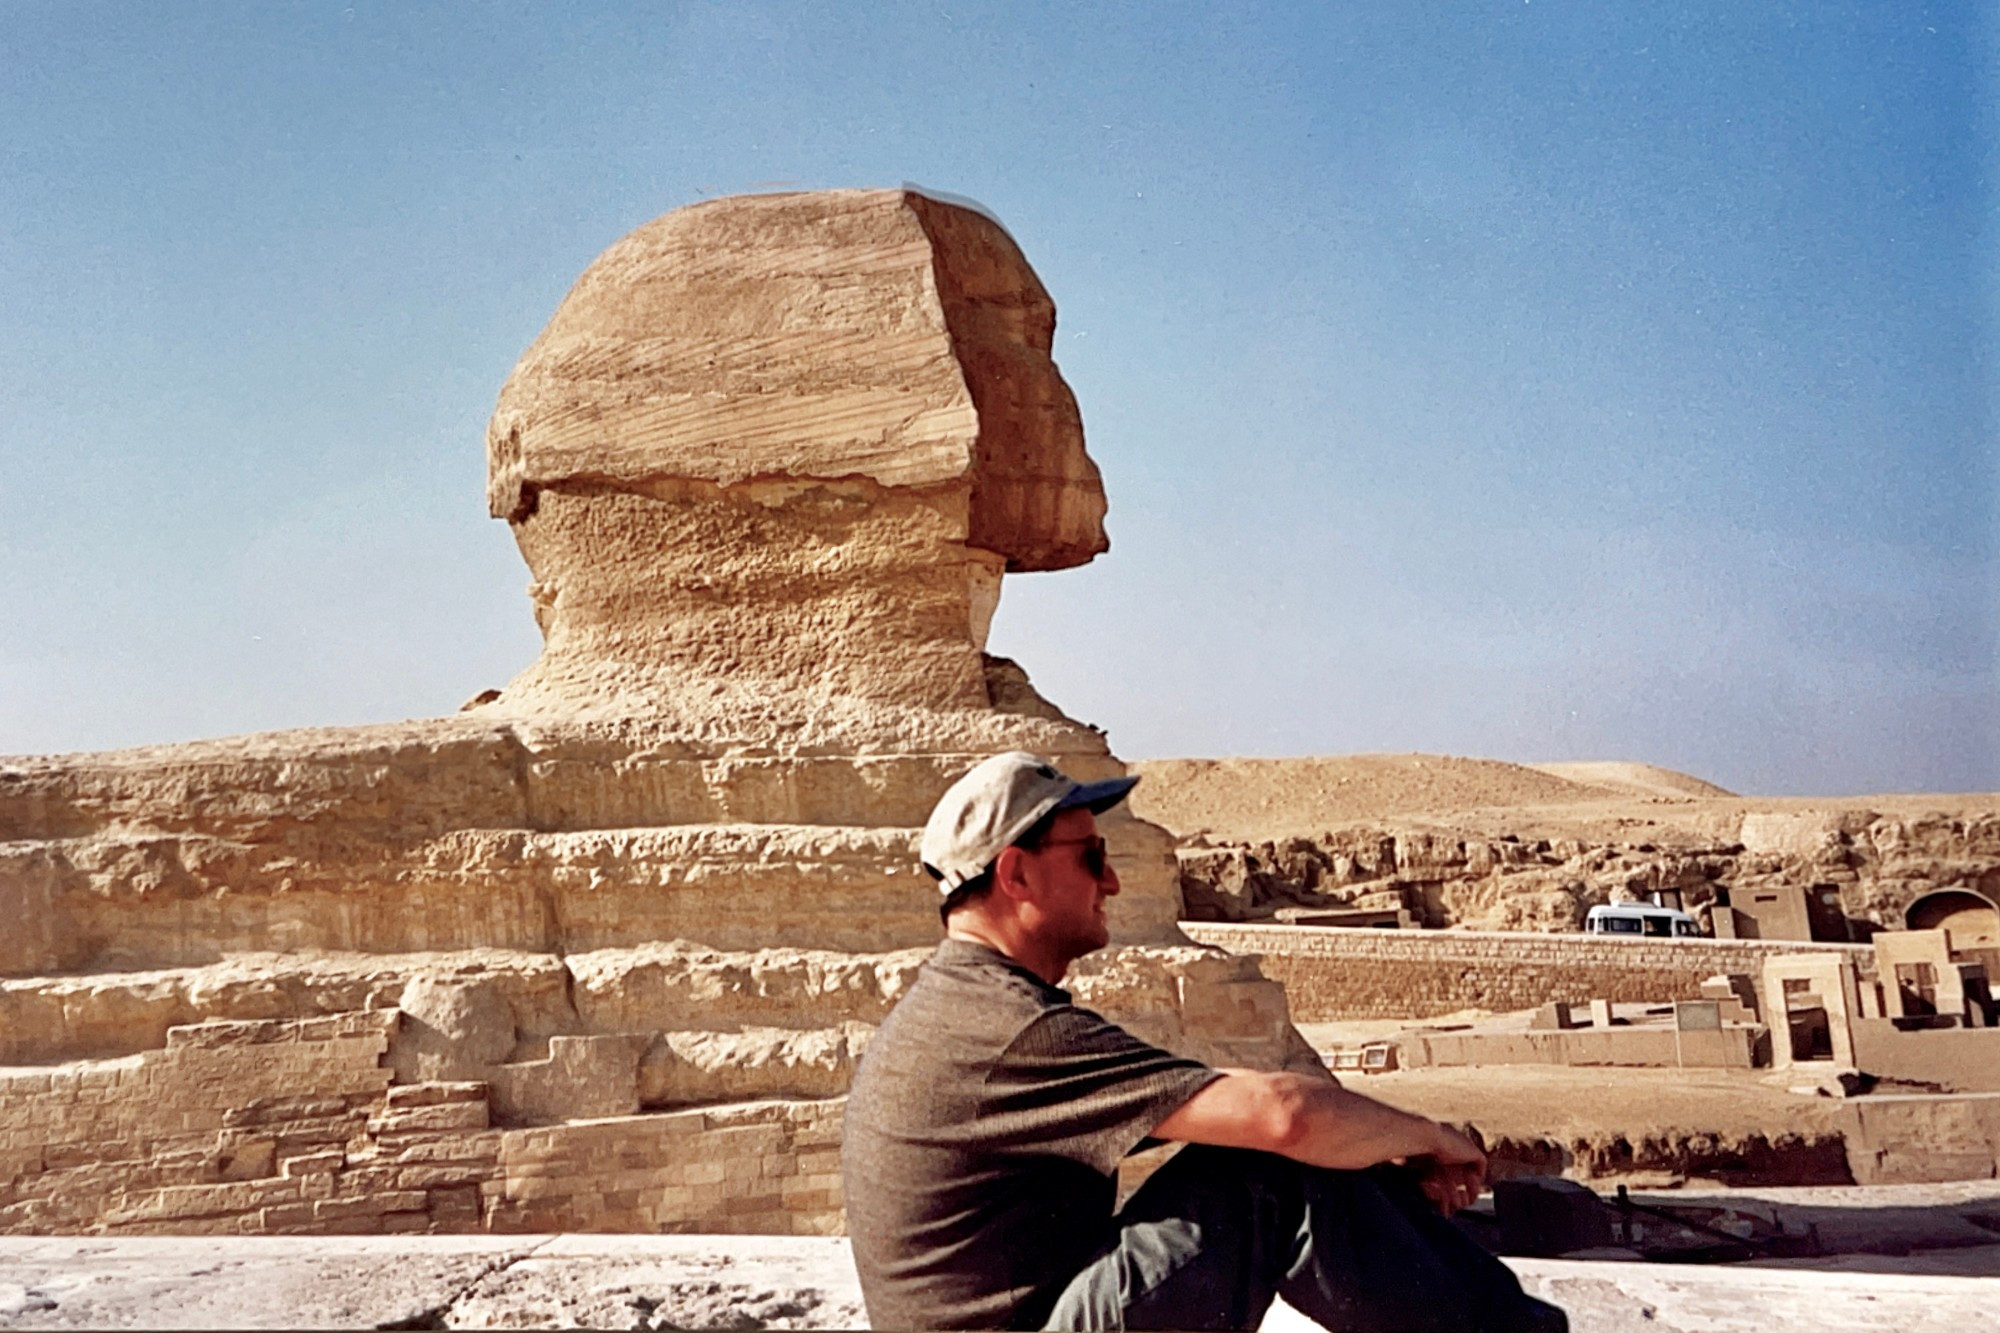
[991, 845, 1036, 902]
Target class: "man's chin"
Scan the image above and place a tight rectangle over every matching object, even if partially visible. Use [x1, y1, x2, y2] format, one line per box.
[1062, 925, 1110, 962]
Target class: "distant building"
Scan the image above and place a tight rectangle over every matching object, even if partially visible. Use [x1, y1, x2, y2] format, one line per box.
[1711, 883, 1850, 942]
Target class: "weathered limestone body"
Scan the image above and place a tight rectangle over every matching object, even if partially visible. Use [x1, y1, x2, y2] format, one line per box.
[0, 191, 1308, 1235]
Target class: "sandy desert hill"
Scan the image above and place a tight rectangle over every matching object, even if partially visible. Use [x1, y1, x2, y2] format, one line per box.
[1128, 754, 1733, 842]
[1521, 760, 1736, 801]
[1129, 752, 1992, 844]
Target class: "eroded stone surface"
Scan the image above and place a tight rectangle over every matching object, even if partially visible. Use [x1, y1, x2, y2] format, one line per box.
[487, 191, 1106, 568]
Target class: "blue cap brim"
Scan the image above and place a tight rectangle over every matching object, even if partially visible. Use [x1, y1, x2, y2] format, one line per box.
[1053, 774, 1139, 815]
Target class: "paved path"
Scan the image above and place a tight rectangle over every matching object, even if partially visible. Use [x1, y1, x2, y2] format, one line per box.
[2, 1234, 1997, 1331]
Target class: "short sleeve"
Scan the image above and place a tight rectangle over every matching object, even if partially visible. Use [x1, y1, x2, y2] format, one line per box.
[980, 1006, 1221, 1176]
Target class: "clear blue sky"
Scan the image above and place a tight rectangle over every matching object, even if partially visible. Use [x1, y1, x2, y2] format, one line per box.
[3, 2, 1993, 795]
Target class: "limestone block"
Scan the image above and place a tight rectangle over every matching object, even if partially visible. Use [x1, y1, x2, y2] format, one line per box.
[1739, 813, 1864, 861]
[1530, 1003, 1580, 1031]
[312, 1192, 427, 1222]
[566, 942, 928, 1034]
[216, 1136, 277, 1182]
[384, 1081, 490, 1110]
[1841, 1096, 2000, 1184]
[1069, 946, 1318, 1075]
[391, 977, 516, 1082]
[370, 1102, 491, 1136]
[279, 1151, 344, 1178]
[638, 1026, 864, 1107]
[485, 1034, 650, 1126]
[107, 1178, 305, 1226]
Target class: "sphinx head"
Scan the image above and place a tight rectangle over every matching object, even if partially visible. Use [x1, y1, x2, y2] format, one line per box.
[484, 190, 1110, 716]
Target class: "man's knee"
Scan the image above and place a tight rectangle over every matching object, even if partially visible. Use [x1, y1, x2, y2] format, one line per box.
[1054, 1149, 1315, 1331]
[1118, 1144, 1323, 1251]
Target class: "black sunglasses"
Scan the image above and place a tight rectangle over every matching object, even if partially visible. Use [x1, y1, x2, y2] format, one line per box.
[1041, 834, 1110, 879]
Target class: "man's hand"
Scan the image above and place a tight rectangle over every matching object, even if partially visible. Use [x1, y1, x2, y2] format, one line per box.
[1393, 1117, 1487, 1217]
[1411, 1157, 1485, 1217]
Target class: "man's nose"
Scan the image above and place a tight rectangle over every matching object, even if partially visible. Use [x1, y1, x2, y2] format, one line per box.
[1100, 865, 1121, 895]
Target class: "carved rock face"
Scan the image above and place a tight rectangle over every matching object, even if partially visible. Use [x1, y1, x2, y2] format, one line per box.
[484, 190, 1110, 720]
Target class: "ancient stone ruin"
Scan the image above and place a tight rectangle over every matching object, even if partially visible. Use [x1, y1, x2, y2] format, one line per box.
[1148, 756, 2000, 1187]
[0, 190, 1314, 1236]
[1151, 756, 2000, 950]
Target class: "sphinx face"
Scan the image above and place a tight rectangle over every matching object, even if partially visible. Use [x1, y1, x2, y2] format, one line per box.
[901, 192, 1109, 572]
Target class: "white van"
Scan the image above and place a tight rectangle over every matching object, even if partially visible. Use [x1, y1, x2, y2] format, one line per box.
[1584, 903, 1702, 938]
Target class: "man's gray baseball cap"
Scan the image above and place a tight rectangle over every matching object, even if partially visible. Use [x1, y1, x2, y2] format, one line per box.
[921, 751, 1139, 892]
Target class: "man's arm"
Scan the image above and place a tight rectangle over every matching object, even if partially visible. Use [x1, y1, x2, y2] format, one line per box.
[1153, 1070, 1487, 1214]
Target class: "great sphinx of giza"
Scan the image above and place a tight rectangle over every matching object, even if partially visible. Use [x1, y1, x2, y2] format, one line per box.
[0, 190, 1314, 1236]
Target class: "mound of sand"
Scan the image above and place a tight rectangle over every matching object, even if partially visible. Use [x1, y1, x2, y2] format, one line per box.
[1525, 761, 1734, 800]
[1127, 754, 1729, 841]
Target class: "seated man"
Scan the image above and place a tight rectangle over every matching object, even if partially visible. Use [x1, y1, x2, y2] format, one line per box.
[843, 752, 1566, 1332]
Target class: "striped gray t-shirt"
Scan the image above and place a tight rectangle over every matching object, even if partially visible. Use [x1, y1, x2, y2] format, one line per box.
[843, 939, 1220, 1330]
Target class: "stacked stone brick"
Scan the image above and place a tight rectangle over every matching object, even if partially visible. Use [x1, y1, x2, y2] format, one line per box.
[0, 1009, 850, 1237]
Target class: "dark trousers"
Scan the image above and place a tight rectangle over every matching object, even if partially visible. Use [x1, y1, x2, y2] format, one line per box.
[1040, 1146, 1567, 1332]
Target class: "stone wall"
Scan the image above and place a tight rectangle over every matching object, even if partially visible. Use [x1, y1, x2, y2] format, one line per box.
[1397, 1024, 1761, 1070]
[0, 1010, 844, 1237]
[0, 941, 1309, 1238]
[1849, 1024, 2000, 1095]
[1839, 1093, 2000, 1185]
[1182, 924, 1869, 1020]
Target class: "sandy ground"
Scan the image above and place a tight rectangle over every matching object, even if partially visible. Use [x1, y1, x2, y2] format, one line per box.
[1522, 762, 1737, 801]
[1300, 1039, 1846, 1146]
[1, 1233, 1996, 1332]
[1298, 1012, 1842, 1140]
